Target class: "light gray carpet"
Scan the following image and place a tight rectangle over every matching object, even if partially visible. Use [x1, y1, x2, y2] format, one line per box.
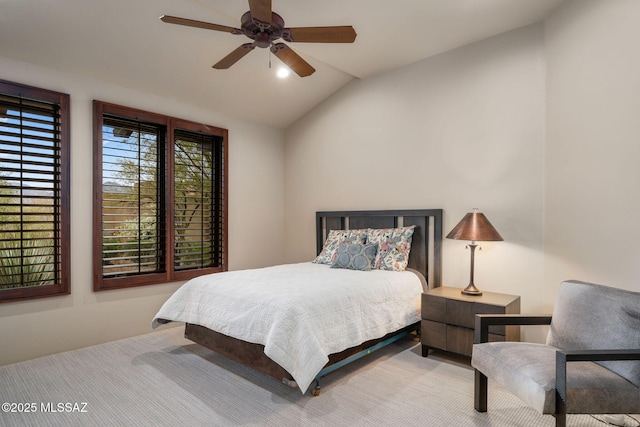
[0, 327, 634, 426]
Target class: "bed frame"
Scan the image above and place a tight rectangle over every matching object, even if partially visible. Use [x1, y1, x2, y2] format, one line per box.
[184, 209, 443, 395]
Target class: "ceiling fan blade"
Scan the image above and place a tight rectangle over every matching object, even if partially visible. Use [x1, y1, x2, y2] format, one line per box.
[248, 0, 272, 23]
[270, 43, 315, 77]
[213, 43, 256, 69]
[285, 26, 357, 43]
[160, 15, 241, 34]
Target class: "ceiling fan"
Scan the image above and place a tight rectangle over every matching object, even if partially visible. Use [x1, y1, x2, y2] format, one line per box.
[160, 0, 357, 77]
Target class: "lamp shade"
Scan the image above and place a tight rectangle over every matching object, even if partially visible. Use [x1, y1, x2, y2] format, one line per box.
[446, 209, 503, 242]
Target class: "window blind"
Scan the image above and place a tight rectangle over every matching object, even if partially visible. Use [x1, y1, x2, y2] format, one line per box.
[0, 94, 61, 289]
[101, 116, 165, 278]
[174, 130, 223, 270]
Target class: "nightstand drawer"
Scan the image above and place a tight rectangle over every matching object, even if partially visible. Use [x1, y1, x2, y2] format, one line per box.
[421, 319, 446, 349]
[446, 325, 473, 356]
[446, 299, 474, 328]
[421, 294, 446, 323]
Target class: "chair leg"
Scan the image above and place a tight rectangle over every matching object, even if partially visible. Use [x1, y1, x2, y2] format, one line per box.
[474, 369, 488, 412]
[554, 388, 567, 427]
[555, 351, 567, 427]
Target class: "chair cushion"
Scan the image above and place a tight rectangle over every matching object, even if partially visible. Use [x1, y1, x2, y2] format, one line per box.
[546, 280, 640, 387]
[472, 342, 640, 414]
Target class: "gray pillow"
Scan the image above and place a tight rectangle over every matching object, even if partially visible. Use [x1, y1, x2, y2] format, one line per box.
[330, 243, 378, 271]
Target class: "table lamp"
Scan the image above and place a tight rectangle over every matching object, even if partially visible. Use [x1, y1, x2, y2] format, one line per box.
[446, 209, 503, 296]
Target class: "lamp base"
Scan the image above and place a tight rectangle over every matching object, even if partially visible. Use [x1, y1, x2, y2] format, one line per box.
[461, 283, 483, 296]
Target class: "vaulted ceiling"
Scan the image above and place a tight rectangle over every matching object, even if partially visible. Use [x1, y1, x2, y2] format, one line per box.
[0, 0, 564, 128]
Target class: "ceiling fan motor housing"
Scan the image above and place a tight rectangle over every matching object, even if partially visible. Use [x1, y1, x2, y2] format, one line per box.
[241, 11, 287, 48]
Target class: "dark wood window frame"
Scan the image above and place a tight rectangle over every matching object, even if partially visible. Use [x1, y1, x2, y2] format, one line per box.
[0, 80, 70, 303]
[92, 101, 228, 291]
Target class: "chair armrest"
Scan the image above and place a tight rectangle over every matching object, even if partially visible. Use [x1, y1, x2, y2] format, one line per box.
[555, 349, 640, 417]
[474, 314, 552, 344]
[558, 348, 640, 362]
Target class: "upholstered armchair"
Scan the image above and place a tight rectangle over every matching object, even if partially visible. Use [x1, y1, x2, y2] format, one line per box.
[471, 280, 640, 427]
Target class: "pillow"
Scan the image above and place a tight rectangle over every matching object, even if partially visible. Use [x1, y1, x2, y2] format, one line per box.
[313, 229, 367, 264]
[330, 243, 378, 271]
[366, 226, 416, 271]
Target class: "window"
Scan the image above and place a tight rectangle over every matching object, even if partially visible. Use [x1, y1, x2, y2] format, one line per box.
[173, 129, 224, 272]
[93, 102, 227, 291]
[0, 80, 70, 302]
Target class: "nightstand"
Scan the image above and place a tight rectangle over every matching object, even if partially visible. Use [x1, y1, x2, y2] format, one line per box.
[421, 286, 520, 358]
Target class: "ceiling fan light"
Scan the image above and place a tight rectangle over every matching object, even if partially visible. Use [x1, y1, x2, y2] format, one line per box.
[276, 67, 290, 78]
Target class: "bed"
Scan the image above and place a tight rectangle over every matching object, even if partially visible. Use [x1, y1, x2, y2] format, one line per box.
[152, 209, 443, 395]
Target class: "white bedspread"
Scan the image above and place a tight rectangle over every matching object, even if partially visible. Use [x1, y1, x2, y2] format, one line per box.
[151, 262, 422, 393]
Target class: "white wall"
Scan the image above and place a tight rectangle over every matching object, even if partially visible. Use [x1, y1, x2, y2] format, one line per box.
[0, 56, 285, 365]
[544, 0, 640, 295]
[285, 25, 547, 340]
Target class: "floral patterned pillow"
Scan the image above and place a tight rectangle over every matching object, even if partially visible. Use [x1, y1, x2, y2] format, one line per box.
[366, 225, 416, 271]
[313, 229, 368, 264]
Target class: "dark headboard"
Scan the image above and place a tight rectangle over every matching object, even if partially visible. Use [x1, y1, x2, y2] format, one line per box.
[316, 209, 443, 289]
